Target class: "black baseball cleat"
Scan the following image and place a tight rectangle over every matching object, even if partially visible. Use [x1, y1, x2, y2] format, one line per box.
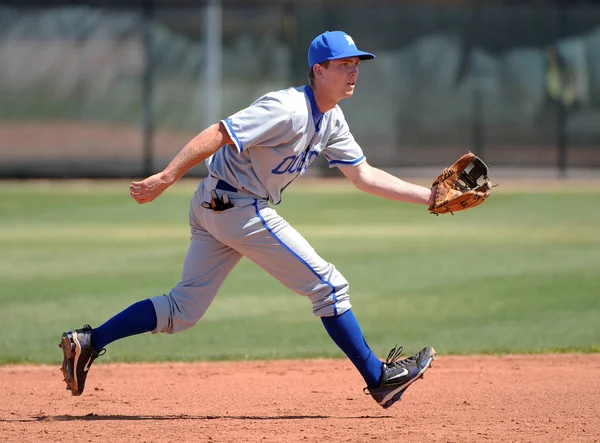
[59, 325, 104, 396]
[364, 345, 436, 409]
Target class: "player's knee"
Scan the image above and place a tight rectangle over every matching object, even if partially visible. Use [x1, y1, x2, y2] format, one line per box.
[150, 290, 210, 334]
[309, 283, 351, 317]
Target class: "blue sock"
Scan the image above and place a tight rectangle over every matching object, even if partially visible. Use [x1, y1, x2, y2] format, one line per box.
[91, 299, 157, 350]
[321, 309, 383, 387]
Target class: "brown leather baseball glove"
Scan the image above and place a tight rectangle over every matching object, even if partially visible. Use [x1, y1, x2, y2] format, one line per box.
[429, 152, 493, 215]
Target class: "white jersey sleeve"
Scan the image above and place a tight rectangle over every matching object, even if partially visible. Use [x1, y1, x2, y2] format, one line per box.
[321, 106, 366, 168]
[221, 94, 296, 153]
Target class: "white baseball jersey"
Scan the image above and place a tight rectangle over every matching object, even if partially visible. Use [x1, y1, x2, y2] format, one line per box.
[205, 85, 366, 204]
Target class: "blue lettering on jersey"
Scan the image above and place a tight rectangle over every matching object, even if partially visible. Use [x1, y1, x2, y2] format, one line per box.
[271, 150, 319, 175]
[271, 156, 295, 174]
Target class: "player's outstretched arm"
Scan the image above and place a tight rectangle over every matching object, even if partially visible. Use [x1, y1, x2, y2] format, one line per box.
[130, 123, 232, 204]
[339, 161, 435, 206]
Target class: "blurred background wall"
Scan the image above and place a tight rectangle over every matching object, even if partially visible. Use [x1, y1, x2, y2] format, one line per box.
[1, 0, 599, 178]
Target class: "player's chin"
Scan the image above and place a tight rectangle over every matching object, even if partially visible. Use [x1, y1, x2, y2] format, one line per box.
[343, 87, 355, 97]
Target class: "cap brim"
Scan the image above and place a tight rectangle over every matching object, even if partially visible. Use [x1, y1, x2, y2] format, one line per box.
[327, 49, 375, 62]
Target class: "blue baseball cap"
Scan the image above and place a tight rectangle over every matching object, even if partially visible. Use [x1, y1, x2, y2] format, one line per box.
[308, 31, 375, 68]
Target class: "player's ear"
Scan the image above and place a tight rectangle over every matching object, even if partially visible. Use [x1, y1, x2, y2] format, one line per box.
[314, 63, 324, 78]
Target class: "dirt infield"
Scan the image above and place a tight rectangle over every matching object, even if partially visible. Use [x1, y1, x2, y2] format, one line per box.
[1, 355, 599, 443]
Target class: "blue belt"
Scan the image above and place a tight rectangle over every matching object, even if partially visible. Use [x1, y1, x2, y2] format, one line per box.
[215, 179, 237, 193]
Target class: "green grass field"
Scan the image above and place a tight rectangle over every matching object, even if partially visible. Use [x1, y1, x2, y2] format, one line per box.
[1, 180, 599, 364]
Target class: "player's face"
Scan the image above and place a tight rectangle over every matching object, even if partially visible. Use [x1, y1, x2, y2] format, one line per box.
[322, 57, 360, 99]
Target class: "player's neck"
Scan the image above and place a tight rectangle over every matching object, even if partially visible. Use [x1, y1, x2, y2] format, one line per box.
[311, 85, 340, 113]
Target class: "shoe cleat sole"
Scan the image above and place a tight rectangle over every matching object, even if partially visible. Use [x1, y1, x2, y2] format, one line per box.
[59, 334, 74, 359]
[383, 391, 404, 409]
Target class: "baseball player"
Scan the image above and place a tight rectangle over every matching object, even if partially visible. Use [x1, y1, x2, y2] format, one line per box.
[59, 30, 436, 409]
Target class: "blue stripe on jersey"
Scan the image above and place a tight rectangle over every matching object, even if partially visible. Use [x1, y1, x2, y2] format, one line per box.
[304, 85, 323, 131]
[253, 199, 338, 315]
[223, 118, 244, 152]
[329, 155, 365, 166]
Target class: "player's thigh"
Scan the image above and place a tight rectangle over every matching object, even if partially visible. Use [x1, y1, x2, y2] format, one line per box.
[178, 225, 243, 292]
[235, 204, 348, 297]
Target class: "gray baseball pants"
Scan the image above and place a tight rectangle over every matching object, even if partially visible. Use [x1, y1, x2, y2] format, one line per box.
[150, 176, 351, 334]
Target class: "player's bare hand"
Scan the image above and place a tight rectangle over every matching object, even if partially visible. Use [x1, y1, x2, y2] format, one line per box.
[130, 173, 171, 204]
[427, 185, 437, 206]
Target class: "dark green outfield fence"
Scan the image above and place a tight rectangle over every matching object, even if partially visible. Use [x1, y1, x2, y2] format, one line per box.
[1, 0, 599, 178]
